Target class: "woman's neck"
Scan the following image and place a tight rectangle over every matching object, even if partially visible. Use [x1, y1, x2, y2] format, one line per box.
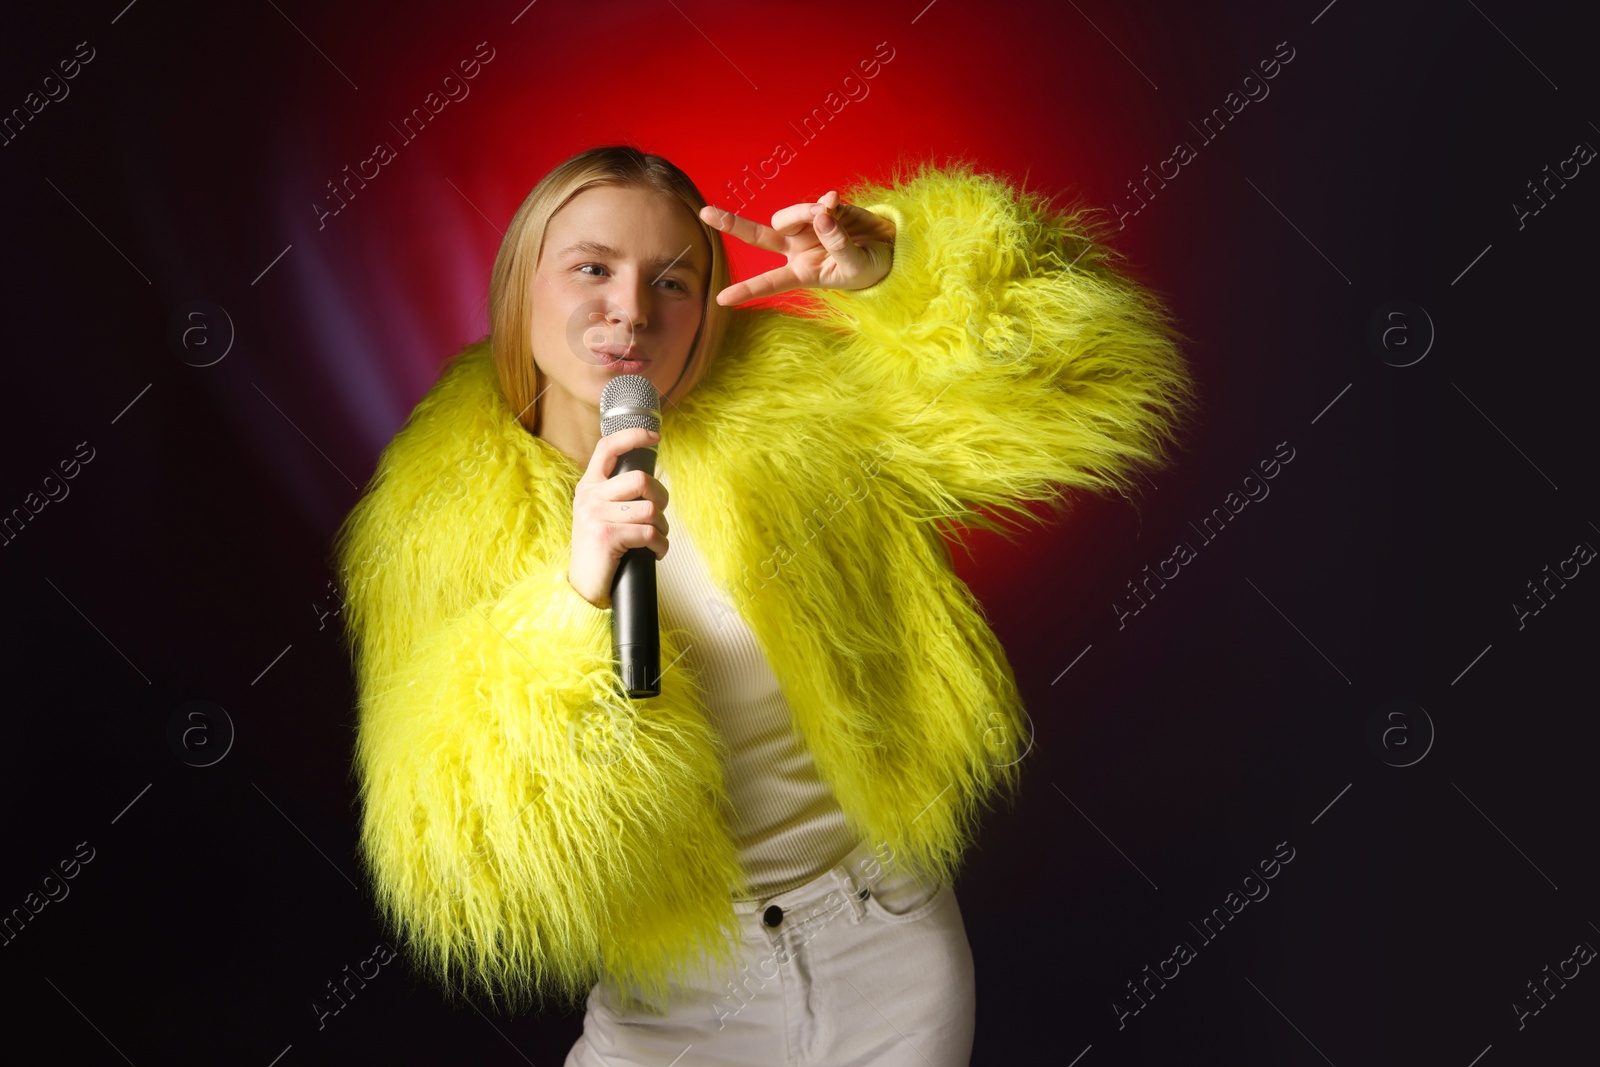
[536, 387, 601, 469]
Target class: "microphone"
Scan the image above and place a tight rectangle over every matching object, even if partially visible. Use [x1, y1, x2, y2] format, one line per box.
[599, 374, 662, 698]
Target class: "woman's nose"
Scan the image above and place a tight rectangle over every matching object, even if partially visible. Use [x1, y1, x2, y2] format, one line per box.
[606, 273, 652, 331]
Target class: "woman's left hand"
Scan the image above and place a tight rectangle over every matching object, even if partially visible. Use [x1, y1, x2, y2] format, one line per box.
[698, 189, 897, 306]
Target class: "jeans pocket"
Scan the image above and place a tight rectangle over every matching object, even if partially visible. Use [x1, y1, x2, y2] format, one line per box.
[596, 976, 666, 1018]
[861, 868, 951, 925]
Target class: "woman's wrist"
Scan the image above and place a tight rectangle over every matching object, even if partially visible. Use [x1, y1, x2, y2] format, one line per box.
[567, 568, 610, 610]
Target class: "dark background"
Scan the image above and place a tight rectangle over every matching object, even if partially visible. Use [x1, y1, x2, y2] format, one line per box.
[1, 0, 1595, 1063]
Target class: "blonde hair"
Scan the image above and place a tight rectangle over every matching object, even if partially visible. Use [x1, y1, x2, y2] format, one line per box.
[488, 145, 733, 435]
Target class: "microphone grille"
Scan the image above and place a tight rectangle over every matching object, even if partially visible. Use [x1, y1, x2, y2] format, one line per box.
[600, 374, 662, 436]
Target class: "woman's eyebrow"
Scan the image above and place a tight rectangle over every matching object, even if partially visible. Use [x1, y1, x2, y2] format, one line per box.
[558, 240, 704, 276]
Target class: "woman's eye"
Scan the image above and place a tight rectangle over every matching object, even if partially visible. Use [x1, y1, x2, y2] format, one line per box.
[578, 264, 686, 291]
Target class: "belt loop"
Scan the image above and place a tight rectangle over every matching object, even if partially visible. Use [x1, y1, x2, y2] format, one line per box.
[828, 859, 869, 924]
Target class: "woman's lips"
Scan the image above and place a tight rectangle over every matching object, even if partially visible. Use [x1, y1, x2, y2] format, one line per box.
[589, 346, 647, 368]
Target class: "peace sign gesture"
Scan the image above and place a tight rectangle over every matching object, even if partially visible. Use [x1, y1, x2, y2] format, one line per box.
[698, 189, 898, 307]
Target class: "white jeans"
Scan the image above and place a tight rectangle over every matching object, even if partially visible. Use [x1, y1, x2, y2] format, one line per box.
[564, 837, 976, 1066]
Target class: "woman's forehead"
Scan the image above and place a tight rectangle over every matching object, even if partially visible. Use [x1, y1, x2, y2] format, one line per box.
[557, 185, 692, 232]
[549, 187, 709, 268]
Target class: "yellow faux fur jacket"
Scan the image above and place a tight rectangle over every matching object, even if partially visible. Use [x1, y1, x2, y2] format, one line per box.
[332, 162, 1198, 1012]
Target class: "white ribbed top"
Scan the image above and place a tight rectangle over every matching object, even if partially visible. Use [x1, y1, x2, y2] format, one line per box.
[653, 465, 861, 901]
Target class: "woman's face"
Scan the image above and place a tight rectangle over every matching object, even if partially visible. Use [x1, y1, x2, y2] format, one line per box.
[530, 183, 710, 416]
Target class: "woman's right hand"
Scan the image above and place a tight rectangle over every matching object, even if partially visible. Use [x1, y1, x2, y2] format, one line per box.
[567, 426, 669, 609]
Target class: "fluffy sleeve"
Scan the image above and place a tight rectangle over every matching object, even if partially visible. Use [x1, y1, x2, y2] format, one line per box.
[330, 346, 745, 1012]
[797, 161, 1201, 537]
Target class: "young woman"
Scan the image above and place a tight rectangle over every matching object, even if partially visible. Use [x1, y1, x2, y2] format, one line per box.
[333, 145, 1197, 1066]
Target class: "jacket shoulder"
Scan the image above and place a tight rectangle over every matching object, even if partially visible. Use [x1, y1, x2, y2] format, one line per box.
[389, 341, 507, 463]
[365, 340, 561, 510]
[334, 341, 573, 644]
[682, 303, 851, 424]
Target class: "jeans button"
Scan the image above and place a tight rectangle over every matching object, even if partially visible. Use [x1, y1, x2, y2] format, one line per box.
[762, 904, 784, 928]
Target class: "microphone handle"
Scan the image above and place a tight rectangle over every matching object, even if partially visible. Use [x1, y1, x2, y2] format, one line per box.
[610, 444, 660, 698]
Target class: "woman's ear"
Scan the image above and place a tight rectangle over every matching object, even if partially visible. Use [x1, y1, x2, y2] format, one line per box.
[528, 363, 544, 434]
